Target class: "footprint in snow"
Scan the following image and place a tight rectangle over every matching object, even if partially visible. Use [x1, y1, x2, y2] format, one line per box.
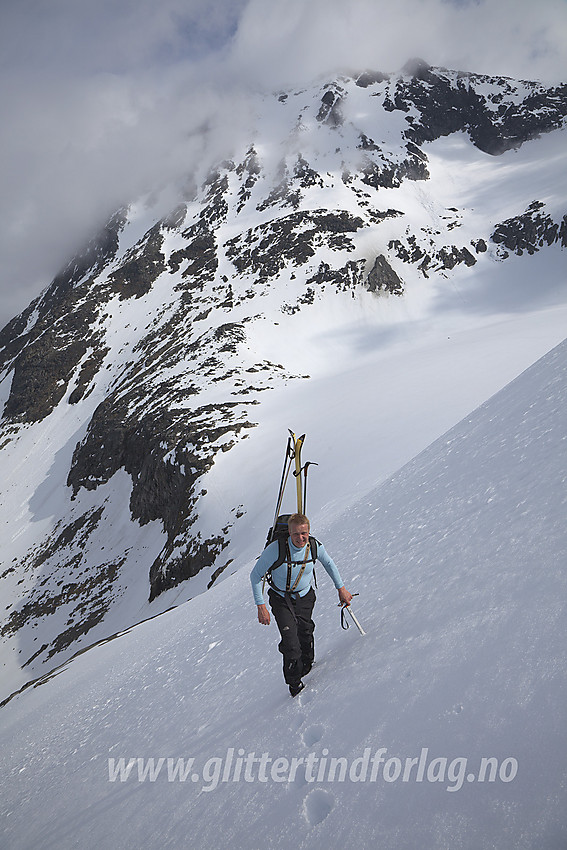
[303, 789, 334, 826]
[302, 724, 324, 747]
[298, 688, 314, 705]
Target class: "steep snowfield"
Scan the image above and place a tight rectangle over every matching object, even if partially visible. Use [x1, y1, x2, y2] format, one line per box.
[1, 334, 565, 850]
[1, 94, 567, 698]
[3, 276, 565, 703]
[1, 87, 566, 850]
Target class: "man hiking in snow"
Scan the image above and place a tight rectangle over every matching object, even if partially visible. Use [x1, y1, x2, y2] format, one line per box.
[250, 513, 352, 697]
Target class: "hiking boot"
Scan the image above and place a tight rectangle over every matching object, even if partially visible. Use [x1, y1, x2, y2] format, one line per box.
[289, 681, 305, 698]
[302, 660, 313, 676]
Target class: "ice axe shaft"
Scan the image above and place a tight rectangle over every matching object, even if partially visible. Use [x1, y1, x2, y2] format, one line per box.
[340, 603, 366, 635]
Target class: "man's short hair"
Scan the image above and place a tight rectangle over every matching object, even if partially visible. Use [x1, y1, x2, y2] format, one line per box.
[288, 513, 310, 531]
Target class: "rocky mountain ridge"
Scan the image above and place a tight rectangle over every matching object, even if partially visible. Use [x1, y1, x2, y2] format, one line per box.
[1, 61, 566, 690]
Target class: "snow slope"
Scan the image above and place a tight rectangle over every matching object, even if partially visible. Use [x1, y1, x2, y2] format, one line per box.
[1, 335, 565, 850]
[1, 88, 567, 698]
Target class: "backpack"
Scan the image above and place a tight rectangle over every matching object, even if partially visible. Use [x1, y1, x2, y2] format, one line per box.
[263, 513, 318, 592]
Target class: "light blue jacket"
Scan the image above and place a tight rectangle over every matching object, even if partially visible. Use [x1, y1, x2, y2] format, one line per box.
[250, 536, 344, 605]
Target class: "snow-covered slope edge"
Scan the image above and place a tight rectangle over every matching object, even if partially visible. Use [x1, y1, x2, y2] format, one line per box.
[1, 337, 565, 850]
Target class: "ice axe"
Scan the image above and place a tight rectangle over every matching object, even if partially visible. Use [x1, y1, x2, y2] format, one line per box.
[339, 594, 366, 635]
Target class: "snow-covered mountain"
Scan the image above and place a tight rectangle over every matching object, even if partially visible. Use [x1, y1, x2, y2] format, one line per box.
[0, 61, 566, 700]
[1, 332, 565, 850]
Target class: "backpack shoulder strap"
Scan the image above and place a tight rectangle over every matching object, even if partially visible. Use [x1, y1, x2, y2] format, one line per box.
[265, 537, 318, 591]
[274, 537, 289, 570]
[264, 537, 290, 587]
[309, 537, 318, 562]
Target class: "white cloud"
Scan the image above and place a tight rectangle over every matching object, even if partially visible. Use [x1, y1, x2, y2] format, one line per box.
[0, 0, 566, 329]
[227, 0, 567, 87]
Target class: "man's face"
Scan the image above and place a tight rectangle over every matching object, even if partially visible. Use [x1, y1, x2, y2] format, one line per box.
[290, 523, 309, 548]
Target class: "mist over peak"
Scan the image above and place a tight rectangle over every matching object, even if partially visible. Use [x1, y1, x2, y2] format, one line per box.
[1, 0, 567, 326]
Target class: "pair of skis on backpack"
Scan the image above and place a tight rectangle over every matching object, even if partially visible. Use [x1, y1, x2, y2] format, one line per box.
[267, 430, 312, 538]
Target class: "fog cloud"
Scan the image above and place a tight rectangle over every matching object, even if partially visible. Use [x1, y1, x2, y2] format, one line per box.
[1, 0, 566, 329]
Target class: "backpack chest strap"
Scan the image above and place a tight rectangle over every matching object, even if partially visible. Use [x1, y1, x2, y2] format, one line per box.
[286, 542, 312, 593]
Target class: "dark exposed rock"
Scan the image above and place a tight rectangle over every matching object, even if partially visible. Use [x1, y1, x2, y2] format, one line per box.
[473, 239, 488, 254]
[161, 203, 188, 230]
[382, 69, 567, 155]
[356, 70, 389, 88]
[306, 259, 365, 293]
[2, 295, 101, 423]
[388, 236, 426, 266]
[257, 160, 300, 212]
[257, 154, 324, 212]
[236, 146, 262, 212]
[293, 154, 324, 190]
[68, 346, 110, 404]
[108, 222, 167, 300]
[0, 210, 126, 422]
[359, 142, 430, 189]
[51, 208, 127, 294]
[436, 246, 477, 270]
[225, 209, 364, 283]
[388, 236, 478, 275]
[170, 224, 218, 284]
[0, 505, 124, 664]
[66, 385, 257, 600]
[317, 87, 344, 126]
[365, 255, 404, 295]
[199, 167, 231, 228]
[491, 201, 567, 254]
[213, 323, 247, 352]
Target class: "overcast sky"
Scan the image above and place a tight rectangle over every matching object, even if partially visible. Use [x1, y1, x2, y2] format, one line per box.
[1, 0, 566, 330]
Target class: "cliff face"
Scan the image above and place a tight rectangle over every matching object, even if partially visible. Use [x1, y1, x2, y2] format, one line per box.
[1, 63, 566, 684]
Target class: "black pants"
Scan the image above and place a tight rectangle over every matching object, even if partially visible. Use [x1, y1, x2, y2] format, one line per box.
[268, 587, 316, 687]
